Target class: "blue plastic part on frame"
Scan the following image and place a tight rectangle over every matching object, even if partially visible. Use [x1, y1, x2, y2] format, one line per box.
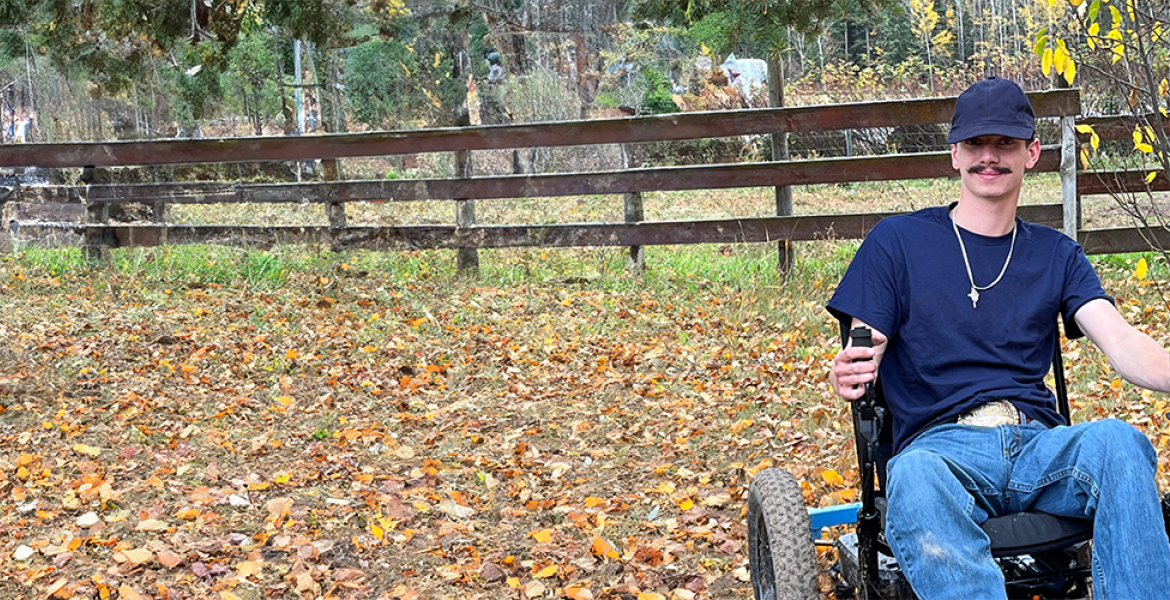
[807, 503, 861, 539]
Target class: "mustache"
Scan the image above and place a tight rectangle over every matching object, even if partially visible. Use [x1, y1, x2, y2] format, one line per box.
[968, 165, 1013, 175]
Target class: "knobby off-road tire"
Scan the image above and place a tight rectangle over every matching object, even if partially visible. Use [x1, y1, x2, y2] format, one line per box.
[747, 467, 818, 600]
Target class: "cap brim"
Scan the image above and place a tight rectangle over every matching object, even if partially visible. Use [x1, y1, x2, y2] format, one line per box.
[947, 124, 1035, 144]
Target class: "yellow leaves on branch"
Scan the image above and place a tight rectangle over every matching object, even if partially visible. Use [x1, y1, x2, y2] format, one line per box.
[1042, 0, 1156, 83]
[1036, 32, 1076, 85]
[1109, 30, 1126, 64]
[1057, 45, 1075, 83]
[1076, 124, 1100, 168]
[1053, 42, 1076, 85]
[1077, 124, 1100, 150]
[1134, 125, 1156, 154]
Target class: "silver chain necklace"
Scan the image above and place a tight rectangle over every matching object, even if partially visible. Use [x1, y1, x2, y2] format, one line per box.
[951, 212, 1017, 309]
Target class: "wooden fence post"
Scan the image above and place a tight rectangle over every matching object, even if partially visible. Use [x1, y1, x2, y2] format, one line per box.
[84, 196, 110, 263]
[153, 200, 168, 246]
[0, 194, 12, 253]
[81, 167, 111, 263]
[453, 106, 479, 278]
[768, 56, 794, 274]
[323, 158, 345, 248]
[622, 143, 644, 275]
[1060, 115, 1079, 239]
[455, 150, 478, 278]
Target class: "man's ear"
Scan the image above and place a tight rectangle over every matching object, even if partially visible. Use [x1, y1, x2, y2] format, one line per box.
[1025, 138, 1042, 168]
[950, 143, 960, 170]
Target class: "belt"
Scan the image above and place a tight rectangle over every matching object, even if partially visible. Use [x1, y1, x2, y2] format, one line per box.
[956, 400, 1024, 427]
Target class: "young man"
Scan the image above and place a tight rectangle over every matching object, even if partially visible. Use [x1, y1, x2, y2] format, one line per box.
[827, 77, 1170, 599]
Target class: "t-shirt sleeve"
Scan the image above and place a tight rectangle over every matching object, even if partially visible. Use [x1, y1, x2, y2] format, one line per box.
[827, 223, 903, 346]
[1061, 243, 1113, 339]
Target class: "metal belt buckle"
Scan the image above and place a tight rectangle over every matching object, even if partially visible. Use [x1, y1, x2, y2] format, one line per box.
[957, 400, 1021, 427]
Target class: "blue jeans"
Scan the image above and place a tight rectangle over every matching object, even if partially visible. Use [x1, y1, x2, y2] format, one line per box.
[885, 419, 1170, 600]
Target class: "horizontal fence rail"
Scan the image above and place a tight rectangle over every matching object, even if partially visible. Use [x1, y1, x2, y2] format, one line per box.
[40, 149, 1060, 206]
[10, 205, 1064, 249]
[1078, 170, 1170, 196]
[10, 205, 1158, 255]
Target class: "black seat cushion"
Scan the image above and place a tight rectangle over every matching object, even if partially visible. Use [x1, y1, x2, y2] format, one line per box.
[982, 512, 1093, 557]
[875, 497, 1092, 558]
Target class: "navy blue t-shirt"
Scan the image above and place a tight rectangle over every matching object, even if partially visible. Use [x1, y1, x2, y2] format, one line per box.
[827, 204, 1111, 454]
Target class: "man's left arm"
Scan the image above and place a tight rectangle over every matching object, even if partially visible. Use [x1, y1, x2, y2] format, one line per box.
[1074, 298, 1170, 393]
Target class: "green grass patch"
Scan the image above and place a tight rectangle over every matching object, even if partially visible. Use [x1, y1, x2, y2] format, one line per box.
[1092, 252, 1170, 280]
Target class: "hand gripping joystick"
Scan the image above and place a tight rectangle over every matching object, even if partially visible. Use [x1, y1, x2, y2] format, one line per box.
[849, 326, 872, 354]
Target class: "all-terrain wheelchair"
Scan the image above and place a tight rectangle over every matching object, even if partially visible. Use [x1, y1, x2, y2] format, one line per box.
[745, 326, 1170, 600]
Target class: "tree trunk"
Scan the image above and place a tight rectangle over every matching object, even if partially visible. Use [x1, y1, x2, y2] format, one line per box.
[955, 0, 965, 63]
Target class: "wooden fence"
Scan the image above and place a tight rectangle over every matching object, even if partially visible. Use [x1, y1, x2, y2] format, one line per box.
[1, 88, 1168, 271]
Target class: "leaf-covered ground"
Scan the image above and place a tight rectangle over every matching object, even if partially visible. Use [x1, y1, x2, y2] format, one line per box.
[0, 243, 1167, 600]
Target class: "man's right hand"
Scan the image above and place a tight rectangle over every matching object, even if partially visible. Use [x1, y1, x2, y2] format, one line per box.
[829, 323, 887, 402]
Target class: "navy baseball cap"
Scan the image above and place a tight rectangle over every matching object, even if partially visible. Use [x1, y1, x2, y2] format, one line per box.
[947, 77, 1036, 144]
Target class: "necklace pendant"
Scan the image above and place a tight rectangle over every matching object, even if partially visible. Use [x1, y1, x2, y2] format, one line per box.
[968, 287, 980, 309]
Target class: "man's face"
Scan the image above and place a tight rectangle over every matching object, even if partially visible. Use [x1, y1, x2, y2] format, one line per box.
[950, 135, 1041, 202]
